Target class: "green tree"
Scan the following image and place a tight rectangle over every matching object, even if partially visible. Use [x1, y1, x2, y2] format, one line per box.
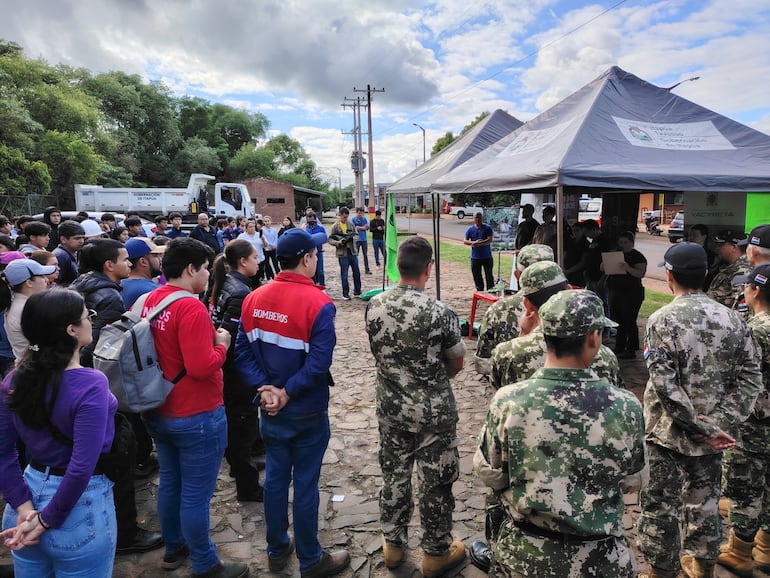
[431, 131, 455, 156]
[0, 143, 51, 195]
[36, 130, 100, 205]
[173, 137, 222, 178]
[227, 144, 276, 181]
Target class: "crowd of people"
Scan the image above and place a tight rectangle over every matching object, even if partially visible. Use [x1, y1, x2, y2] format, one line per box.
[3, 200, 770, 578]
[0, 207, 349, 578]
[466, 214, 770, 577]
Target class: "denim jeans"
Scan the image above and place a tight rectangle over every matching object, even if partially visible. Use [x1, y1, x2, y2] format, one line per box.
[338, 252, 361, 297]
[144, 406, 227, 575]
[372, 239, 385, 266]
[2, 467, 116, 577]
[355, 239, 370, 271]
[261, 411, 330, 571]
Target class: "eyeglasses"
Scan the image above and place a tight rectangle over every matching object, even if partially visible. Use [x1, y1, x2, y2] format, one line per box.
[82, 309, 97, 322]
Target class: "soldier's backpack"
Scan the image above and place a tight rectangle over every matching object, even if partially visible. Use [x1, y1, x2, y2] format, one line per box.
[93, 290, 197, 412]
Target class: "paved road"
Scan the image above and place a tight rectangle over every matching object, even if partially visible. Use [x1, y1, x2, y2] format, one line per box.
[396, 215, 672, 281]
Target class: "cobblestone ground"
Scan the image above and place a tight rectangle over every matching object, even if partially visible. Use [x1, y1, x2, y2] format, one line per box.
[0, 239, 756, 577]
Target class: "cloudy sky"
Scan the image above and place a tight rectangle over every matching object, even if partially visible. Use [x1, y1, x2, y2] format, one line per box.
[2, 0, 769, 188]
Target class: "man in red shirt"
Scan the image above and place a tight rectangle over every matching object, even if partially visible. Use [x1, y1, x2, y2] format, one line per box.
[141, 237, 249, 578]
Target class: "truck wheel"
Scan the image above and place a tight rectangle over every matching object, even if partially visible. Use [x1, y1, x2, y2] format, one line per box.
[457, 211, 465, 219]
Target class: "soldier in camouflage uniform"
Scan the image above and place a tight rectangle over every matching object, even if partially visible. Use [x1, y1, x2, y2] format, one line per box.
[706, 229, 751, 318]
[364, 236, 467, 578]
[637, 242, 762, 578]
[718, 264, 770, 574]
[490, 261, 622, 389]
[475, 289, 647, 577]
[474, 244, 554, 375]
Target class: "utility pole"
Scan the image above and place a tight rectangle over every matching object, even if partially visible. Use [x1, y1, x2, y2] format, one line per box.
[354, 85, 385, 212]
[341, 96, 369, 209]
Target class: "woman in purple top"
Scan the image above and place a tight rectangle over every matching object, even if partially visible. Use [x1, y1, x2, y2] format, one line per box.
[0, 289, 118, 577]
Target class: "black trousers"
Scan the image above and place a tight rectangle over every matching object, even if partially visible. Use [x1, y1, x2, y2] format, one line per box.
[609, 286, 644, 353]
[471, 258, 495, 291]
[113, 412, 139, 542]
[223, 370, 261, 494]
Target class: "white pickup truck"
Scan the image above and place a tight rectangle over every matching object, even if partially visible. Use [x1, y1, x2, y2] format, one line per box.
[447, 203, 484, 219]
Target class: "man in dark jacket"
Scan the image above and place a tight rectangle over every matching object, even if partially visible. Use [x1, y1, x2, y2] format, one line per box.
[69, 238, 163, 555]
[53, 220, 86, 286]
[42, 205, 62, 251]
[190, 213, 220, 254]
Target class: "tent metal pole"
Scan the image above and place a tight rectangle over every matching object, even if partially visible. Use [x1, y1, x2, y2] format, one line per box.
[432, 193, 441, 300]
[556, 185, 564, 267]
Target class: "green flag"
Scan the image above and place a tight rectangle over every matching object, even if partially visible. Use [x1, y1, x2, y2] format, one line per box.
[385, 198, 399, 282]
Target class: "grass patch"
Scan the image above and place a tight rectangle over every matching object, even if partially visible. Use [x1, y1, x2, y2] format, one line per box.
[428, 239, 673, 318]
[641, 289, 674, 319]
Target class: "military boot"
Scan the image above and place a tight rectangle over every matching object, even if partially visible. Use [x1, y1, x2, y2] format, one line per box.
[681, 555, 716, 578]
[422, 541, 466, 578]
[719, 496, 730, 517]
[754, 528, 770, 571]
[638, 567, 679, 578]
[381, 536, 405, 569]
[717, 529, 754, 577]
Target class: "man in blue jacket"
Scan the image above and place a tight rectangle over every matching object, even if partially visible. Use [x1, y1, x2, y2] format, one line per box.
[235, 228, 349, 578]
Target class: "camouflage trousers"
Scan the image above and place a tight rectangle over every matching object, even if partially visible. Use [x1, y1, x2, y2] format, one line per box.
[377, 422, 459, 555]
[723, 415, 770, 536]
[489, 519, 635, 577]
[637, 443, 722, 572]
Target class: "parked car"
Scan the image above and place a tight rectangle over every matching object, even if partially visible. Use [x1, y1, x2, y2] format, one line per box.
[668, 211, 684, 243]
[449, 203, 484, 220]
[578, 197, 602, 226]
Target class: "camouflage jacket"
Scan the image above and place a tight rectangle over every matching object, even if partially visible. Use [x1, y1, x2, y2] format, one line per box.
[365, 284, 466, 432]
[749, 311, 770, 421]
[474, 367, 647, 537]
[707, 255, 751, 318]
[475, 292, 524, 374]
[490, 325, 623, 389]
[644, 292, 762, 455]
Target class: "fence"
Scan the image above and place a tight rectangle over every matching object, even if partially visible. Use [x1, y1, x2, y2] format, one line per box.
[0, 194, 60, 217]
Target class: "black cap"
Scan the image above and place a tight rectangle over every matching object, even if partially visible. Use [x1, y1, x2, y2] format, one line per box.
[713, 229, 748, 246]
[659, 242, 708, 272]
[733, 263, 770, 287]
[748, 224, 770, 250]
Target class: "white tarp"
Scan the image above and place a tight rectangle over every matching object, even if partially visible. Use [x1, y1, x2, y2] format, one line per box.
[388, 109, 523, 195]
[433, 66, 770, 194]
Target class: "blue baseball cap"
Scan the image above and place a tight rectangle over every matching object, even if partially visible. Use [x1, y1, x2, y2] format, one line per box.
[277, 228, 316, 259]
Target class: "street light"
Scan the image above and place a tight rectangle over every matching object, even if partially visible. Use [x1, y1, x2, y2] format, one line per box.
[413, 123, 426, 163]
[666, 76, 700, 91]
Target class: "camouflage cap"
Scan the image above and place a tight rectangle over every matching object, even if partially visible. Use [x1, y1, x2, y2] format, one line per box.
[539, 289, 618, 338]
[517, 244, 554, 272]
[520, 261, 567, 296]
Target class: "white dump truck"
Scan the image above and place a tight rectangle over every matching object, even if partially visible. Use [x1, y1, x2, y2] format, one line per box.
[74, 173, 256, 222]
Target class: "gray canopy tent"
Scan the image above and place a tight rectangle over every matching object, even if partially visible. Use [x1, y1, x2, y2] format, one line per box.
[433, 65, 770, 261]
[388, 109, 523, 296]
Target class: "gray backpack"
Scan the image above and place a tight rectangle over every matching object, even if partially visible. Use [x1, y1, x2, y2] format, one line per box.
[93, 290, 197, 412]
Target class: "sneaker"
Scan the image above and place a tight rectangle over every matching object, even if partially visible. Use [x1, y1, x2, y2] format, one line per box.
[353, 291, 361, 296]
[342, 295, 351, 301]
[365, 270, 372, 275]
[162, 544, 190, 570]
[268, 538, 295, 572]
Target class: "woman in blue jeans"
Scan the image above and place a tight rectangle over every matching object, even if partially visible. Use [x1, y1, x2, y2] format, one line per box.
[0, 289, 117, 577]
